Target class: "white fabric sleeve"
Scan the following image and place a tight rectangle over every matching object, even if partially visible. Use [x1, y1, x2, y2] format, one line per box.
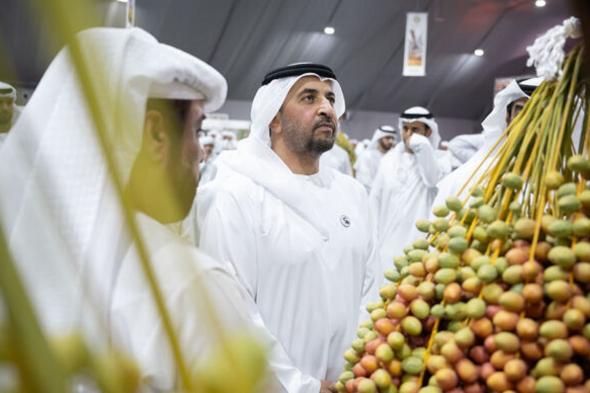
[198, 192, 322, 393]
[407, 133, 444, 187]
[437, 151, 453, 177]
[448, 134, 484, 164]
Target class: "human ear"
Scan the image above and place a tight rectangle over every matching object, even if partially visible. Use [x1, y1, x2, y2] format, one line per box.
[269, 112, 282, 135]
[143, 109, 170, 163]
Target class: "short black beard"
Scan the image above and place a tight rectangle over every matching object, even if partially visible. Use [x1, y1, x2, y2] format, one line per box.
[379, 141, 392, 152]
[306, 132, 335, 155]
[282, 118, 335, 157]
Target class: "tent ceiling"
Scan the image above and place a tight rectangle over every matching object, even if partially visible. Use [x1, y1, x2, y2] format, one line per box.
[0, 0, 574, 121]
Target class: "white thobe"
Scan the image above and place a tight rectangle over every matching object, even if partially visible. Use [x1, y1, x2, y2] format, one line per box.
[197, 137, 378, 385]
[354, 149, 384, 193]
[370, 133, 450, 271]
[111, 213, 320, 393]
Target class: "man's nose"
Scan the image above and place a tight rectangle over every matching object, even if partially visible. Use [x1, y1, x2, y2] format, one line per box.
[317, 98, 336, 120]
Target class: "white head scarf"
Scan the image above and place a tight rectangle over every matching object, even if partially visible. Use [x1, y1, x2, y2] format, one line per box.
[249, 73, 345, 145]
[368, 125, 396, 150]
[481, 80, 528, 142]
[201, 135, 215, 146]
[0, 27, 227, 336]
[398, 106, 441, 148]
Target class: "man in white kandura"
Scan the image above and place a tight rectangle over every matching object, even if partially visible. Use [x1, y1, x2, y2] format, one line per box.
[432, 78, 541, 206]
[197, 62, 379, 392]
[0, 27, 324, 393]
[354, 125, 396, 193]
[370, 106, 450, 271]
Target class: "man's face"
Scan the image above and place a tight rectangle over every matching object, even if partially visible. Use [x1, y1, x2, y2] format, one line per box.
[166, 100, 205, 215]
[402, 121, 431, 152]
[378, 135, 395, 152]
[203, 143, 214, 159]
[507, 97, 528, 125]
[0, 97, 14, 126]
[274, 76, 338, 156]
[402, 121, 430, 137]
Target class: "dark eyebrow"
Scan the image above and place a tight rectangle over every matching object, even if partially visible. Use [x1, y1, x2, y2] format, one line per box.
[298, 88, 319, 97]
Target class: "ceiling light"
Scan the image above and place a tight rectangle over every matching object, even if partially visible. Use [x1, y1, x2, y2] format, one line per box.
[474, 48, 485, 57]
[117, 0, 128, 3]
[535, 0, 546, 7]
[324, 26, 335, 35]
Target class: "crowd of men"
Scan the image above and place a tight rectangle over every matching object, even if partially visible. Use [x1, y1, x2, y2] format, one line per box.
[0, 27, 538, 392]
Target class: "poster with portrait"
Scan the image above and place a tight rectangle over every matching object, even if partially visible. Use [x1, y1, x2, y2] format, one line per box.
[403, 13, 428, 77]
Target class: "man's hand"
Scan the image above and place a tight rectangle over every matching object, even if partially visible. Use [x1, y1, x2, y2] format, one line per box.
[403, 128, 414, 153]
[320, 380, 336, 393]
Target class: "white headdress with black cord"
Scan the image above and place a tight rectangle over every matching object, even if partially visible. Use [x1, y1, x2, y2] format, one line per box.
[399, 106, 440, 148]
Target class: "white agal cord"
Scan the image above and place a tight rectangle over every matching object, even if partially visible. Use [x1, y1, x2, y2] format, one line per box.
[526, 17, 582, 80]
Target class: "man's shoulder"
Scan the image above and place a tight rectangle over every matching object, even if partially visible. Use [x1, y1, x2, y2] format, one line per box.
[201, 168, 260, 201]
[120, 215, 233, 290]
[196, 169, 263, 222]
